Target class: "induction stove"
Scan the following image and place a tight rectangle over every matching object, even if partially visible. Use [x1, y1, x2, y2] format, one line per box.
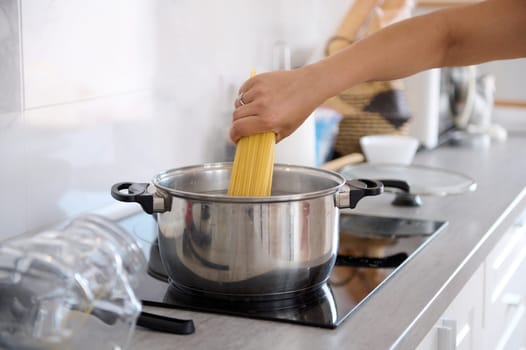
[117, 213, 447, 330]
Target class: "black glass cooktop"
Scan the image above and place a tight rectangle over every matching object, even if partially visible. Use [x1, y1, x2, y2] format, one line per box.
[118, 213, 447, 330]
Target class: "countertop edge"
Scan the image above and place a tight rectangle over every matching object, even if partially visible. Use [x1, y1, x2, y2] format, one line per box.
[392, 187, 526, 349]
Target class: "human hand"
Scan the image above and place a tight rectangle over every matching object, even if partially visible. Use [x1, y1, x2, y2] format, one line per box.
[230, 67, 324, 143]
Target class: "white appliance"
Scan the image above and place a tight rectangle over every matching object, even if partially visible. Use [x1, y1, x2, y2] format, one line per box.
[403, 68, 442, 149]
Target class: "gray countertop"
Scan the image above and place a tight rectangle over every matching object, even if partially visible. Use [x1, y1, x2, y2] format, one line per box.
[130, 120, 526, 350]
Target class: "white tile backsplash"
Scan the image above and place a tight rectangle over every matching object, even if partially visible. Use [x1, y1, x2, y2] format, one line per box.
[5, 0, 522, 240]
[1, 92, 158, 236]
[22, 0, 156, 108]
[1, 0, 353, 238]
[0, 0, 21, 113]
[0, 112, 27, 237]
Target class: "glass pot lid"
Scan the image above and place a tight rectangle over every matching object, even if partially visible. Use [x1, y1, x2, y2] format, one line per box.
[340, 163, 477, 197]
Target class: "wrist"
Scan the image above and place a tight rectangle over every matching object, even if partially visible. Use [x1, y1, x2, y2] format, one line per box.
[300, 61, 336, 106]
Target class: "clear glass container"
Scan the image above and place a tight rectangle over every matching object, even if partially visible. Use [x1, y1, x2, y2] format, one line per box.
[0, 214, 146, 350]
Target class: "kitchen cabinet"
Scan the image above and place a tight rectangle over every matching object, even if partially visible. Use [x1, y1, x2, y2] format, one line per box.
[415, 265, 484, 350]
[484, 209, 526, 350]
[416, 208, 526, 350]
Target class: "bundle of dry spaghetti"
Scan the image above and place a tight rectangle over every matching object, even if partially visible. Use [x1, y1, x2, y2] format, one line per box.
[227, 71, 276, 197]
[228, 131, 275, 196]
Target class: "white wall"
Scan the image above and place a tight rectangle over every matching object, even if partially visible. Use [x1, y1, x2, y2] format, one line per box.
[0, 0, 353, 238]
[2, 0, 525, 239]
[412, 5, 526, 104]
[479, 59, 526, 102]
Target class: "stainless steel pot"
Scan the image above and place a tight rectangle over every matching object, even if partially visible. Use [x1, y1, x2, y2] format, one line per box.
[111, 163, 383, 297]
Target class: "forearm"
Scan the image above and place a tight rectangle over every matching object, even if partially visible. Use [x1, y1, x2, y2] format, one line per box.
[229, 0, 526, 142]
[305, 9, 448, 102]
[307, 0, 526, 102]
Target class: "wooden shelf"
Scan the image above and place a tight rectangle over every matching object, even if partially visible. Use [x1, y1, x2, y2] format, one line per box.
[494, 99, 526, 109]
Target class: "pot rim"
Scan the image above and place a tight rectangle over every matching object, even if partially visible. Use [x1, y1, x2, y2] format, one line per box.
[152, 162, 347, 203]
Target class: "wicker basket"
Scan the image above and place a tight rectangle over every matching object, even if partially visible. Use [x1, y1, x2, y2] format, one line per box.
[323, 80, 412, 157]
[321, 0, 415, 158]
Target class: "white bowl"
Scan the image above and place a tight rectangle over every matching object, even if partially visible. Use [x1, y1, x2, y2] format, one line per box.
[360, 135, 419, 165]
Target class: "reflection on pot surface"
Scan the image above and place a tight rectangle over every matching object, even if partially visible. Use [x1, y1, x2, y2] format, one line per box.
[159, 195, 338, 296]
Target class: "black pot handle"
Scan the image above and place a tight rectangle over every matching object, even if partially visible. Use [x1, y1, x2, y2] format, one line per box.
[346, 179, 384, 209]
[335, 252, 408, 268]
[379, 179, 410, 193]
[111, 182, 169, 214]
[137, 310, 195, 335]
[377, 179, 423, 207]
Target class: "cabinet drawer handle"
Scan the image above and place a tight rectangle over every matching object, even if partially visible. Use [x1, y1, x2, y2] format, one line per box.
[502, 293, 522, 307]
[437, 319, 457, 350]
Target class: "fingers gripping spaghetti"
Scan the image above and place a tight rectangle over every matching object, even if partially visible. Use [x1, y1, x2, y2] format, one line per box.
[228, 71, 276, 196]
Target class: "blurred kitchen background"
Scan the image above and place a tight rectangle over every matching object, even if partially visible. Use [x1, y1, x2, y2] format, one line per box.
[1, 0, 525, 239]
